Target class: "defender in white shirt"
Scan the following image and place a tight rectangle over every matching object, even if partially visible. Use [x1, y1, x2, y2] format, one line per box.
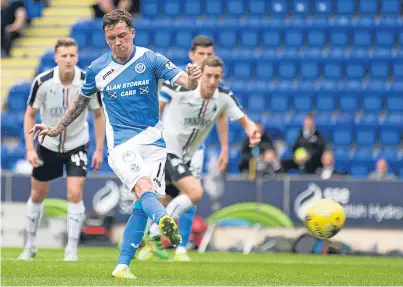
[18, 38, 105, 262]
[146, 56, 261, 259]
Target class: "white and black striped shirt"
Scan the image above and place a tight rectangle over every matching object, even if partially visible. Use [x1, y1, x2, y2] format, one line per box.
[160, 82, 244, 161]
[27, 66, 102, 153]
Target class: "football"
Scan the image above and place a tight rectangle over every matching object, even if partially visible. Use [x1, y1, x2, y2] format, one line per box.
[304, 199, 346, 240]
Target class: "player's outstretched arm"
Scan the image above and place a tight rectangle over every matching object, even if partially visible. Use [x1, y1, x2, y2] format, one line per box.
[30, 94, 92, 143]
[174, 64, 201, 90]
[91, 108, 105, 171]
[237, 115, 262, 147]
[217, 113, 229, 173]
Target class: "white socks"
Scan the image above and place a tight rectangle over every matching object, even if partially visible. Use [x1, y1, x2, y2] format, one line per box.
[166, 194, 193, 220]
[175, 246, 187, 254]
[66, 201, 85, 252]
[25, 198, 44, 249]
[149, 194, 194, 237]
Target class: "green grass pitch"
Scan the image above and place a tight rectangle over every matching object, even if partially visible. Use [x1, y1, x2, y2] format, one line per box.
[1, 247, 402, 286]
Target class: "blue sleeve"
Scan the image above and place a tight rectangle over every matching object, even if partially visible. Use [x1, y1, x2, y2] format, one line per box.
[81, 65, 98, 97]
[159, 91, 172, 103]
[153, 52, 183, 83]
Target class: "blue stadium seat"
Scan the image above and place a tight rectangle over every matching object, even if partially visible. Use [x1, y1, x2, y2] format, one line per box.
[339, 93, 359, 112]
[184, 1, 202, 16]
[375, 30, 395, 48]
[370, 61, 390, 80]
[300, 61, 319, 80]
[386, 95, 403, 113]
[323, 62, 343, 80]
[307, 29, 326, 48]
[269, 0, 288, 15]
[269, 94, 289, 113]
[351, 148, 374, 165]
[255, 61, 275, 80]
[333, 148, 349, 168]
[316, 94, 336, 112]
[1, 112, 24, 138]
[281, 148, 292, 160]
[392, 61, 403, 79]
[228, 123, 244, 145]
[292, 0, 310, 15]
[379, 129, 401, 146]
[248, 0, 267, 15]
[218, 30, 237, 48]
[349, 163, 369, 178]
[135, 31, 151, 47]
[336, 0, 355, 15]
[358, 0, 378, 15]
[240, 29, 259, 48]
[153, 29, 172, 48]
[356, 113, 379, 129]
[333, 127, 353, 146]
[346, 61, 366, 80]
[226, 0, 244, 16]
[262, 30, 282, 48]
[356, 127, 377, 146]
[228, 146, 242, 174]
[233, 61, 252, 80]
[352, 29, 373, 48]
[163, 0, 181, 17]
[382, 114, 403, 131]
[285, 112, 305, 129]
[284, 29, 304, 48]
[206, 0, 223, 15]
[70, 20, 93, 48]
[278, 62, 297, 80]
[285, 128, 300, 145]
[262, 113, 285, 138]
[91, 28, 107, 49]
[380, 0, 400, 15]
[315, 112, 333, 142]
[362, 94, 383, 113]
[329, 29, 350, 47]
[174, 30, 193, 49]
[247, 93, 267, 114]
[292, 93, 313, 113]
[314, 0, 332, 15]
[141, 0, 159, 17]
[7, 82, 31, 112]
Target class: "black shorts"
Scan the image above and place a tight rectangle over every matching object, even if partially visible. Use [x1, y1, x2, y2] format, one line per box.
[32, 144, 88, 182]
[164, 153, 192, 198]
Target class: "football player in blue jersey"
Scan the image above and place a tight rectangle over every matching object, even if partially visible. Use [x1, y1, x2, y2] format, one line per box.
[29, 9, 202, 279]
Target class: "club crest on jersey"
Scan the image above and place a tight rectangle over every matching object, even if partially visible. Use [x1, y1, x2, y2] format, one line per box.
[165, 61, 175, 70]
[140, 86, 149, 94]
[135, 63, 146, 73]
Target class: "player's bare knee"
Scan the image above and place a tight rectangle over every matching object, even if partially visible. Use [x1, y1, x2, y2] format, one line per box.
[186, 185, 203, 203]
[30, 189, 45, 203]
[67, 189, 83, 203]
[134, 177, 154, 197]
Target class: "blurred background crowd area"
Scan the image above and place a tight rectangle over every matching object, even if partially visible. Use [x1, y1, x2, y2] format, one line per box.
[1, 0, 403, 180]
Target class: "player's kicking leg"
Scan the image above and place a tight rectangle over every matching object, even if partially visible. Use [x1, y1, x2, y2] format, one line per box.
[109, 144, 180, 279]
[148, 153, 203, 259]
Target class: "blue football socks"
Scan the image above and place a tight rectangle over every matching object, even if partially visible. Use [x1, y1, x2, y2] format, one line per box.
[140, 191, 166, 224]
[117, 201, 147, 266]
[178, 206, 197, 248]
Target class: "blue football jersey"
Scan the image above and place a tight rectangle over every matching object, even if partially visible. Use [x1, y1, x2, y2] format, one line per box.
[81, 46, 183, 150]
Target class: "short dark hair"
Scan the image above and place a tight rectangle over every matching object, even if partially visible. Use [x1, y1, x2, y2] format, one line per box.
[201, 55, 223, 71]
[103, 9, 132, 31]
[190, 35, 214, 52]
[54, 37, 77, 52]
